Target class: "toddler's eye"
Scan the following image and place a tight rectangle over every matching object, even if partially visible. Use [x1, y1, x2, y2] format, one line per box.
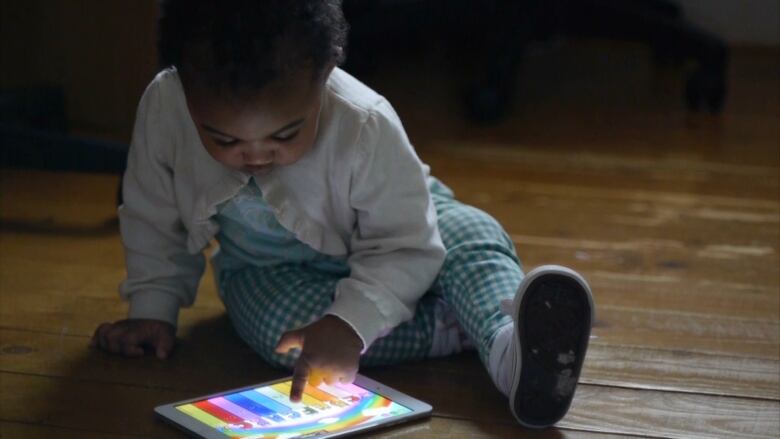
[214, 138, 239, 147]
[272, 130, 300, 143]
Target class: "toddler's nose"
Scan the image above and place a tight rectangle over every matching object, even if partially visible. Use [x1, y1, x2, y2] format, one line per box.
[243, 142, 275, 165]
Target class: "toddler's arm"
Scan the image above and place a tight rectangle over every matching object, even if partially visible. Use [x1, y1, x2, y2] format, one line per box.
[93, 79, 205, 357]
[325, 100, 447, 352]
[276, 100, 446, 399]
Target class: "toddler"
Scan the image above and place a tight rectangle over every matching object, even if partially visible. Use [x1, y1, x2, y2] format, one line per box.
[90, 0, 594, 428]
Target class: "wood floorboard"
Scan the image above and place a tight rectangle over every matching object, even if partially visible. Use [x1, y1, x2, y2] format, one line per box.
[422, 147, 780, 200]
[4, 171, 778, 303]
[0, 420, 637, 439]
[3, 250, 778, 326]
[0, 420, 636, 439]
[579, 344, 780, 400]
[2, 318, 778, 407]
[4, 290, 778, 361]
[4, 233, 779, 320]
[0, 421, 145, 439]
[4, 230, 779, 316]
[2, 371, 778, 439]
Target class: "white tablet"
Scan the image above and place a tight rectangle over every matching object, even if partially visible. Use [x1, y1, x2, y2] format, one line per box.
[155, 374, 432, 439]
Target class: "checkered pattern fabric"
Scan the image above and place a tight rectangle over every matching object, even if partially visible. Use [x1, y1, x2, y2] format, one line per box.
[220, 190, 524, 370]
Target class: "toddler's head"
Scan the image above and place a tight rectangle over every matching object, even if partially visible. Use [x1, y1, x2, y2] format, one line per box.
[158, 0, 348, 175]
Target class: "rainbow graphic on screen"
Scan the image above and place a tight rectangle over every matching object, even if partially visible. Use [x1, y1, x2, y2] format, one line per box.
[176, 380, 412, 438]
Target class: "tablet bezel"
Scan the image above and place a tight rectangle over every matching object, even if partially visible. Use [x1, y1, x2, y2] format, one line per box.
[154, 374, 433, 439]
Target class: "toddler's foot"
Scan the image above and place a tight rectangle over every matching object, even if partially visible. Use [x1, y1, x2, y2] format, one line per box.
[488, 265, 594, 428]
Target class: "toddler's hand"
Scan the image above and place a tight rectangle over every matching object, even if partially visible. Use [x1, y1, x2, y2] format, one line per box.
[90, 318, 176, 359]
[275, 315, 363, 402]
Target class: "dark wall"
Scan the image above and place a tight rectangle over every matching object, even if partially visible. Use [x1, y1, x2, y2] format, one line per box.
[0, 1, 158, 141]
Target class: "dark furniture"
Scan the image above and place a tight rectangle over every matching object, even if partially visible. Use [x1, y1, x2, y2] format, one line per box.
[343, 0, 729, 122]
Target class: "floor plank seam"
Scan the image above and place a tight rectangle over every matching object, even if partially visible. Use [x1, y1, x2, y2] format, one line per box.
[595, 304, 780, 323]
[588, 342, 780, 362]
[0, 325, 93, 339]
[578, 379, 780, 401]
[589, 341, 780, 362]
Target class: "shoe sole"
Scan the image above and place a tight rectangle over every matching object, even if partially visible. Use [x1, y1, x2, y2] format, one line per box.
[509, 265, 594, 428]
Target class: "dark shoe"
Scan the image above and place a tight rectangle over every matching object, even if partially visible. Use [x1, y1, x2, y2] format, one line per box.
[502, 265, 594, 428]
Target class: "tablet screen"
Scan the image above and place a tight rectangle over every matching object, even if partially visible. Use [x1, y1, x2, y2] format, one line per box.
[175, 380, 413, 438]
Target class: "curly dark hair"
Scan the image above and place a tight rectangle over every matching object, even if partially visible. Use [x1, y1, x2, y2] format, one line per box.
[157, 0, 348, 96]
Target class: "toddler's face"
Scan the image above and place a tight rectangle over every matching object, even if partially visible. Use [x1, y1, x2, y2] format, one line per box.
[184, 70, 328, 176]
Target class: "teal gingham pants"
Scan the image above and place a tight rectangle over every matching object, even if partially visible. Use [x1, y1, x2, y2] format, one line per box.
[220, 190, 524, 370]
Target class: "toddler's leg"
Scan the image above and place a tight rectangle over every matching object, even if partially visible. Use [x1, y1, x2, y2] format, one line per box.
[220, 263, 438, 369]
[432, 194, 523, 365]
[432, 192, 594, 428]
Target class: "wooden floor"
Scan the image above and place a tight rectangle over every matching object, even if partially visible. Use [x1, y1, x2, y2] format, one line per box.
[1, 46, 778, 438]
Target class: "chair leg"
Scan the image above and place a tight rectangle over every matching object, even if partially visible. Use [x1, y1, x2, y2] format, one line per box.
[465, 0, 537, 122]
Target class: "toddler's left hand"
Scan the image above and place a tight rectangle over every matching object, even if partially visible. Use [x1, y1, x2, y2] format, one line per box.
[275, 315, 363, 402]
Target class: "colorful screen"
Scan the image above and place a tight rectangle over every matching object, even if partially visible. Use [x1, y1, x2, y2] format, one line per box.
[176, 380, 413, 438]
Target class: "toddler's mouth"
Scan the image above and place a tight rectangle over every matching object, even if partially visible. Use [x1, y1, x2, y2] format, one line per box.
[243, 164, 273, 175]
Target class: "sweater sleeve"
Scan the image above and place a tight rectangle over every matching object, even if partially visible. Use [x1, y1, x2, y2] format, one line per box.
[118, 78, 205, 327]
[325, 100, 446, 352]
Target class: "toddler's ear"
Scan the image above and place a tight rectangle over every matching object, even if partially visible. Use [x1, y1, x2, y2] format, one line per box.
[320, 62, 337, 82]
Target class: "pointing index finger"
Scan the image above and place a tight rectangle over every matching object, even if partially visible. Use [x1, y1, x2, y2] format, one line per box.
[290, 358, 310, 403]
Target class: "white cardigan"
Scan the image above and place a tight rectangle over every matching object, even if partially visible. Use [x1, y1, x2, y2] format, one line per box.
[118, 68, 446, 350]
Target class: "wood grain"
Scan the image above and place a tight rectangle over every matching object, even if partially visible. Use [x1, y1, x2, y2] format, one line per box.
[0, 372, 636, 439]
[3, 288, 778, 362]
[2, 319, 778, 409]
[2, 326, 773, 402]
[581, 344, 780, 400]
[0, 420, 631, 439]
[0, 422, 141, 439]
[2, 370, 777, 439]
